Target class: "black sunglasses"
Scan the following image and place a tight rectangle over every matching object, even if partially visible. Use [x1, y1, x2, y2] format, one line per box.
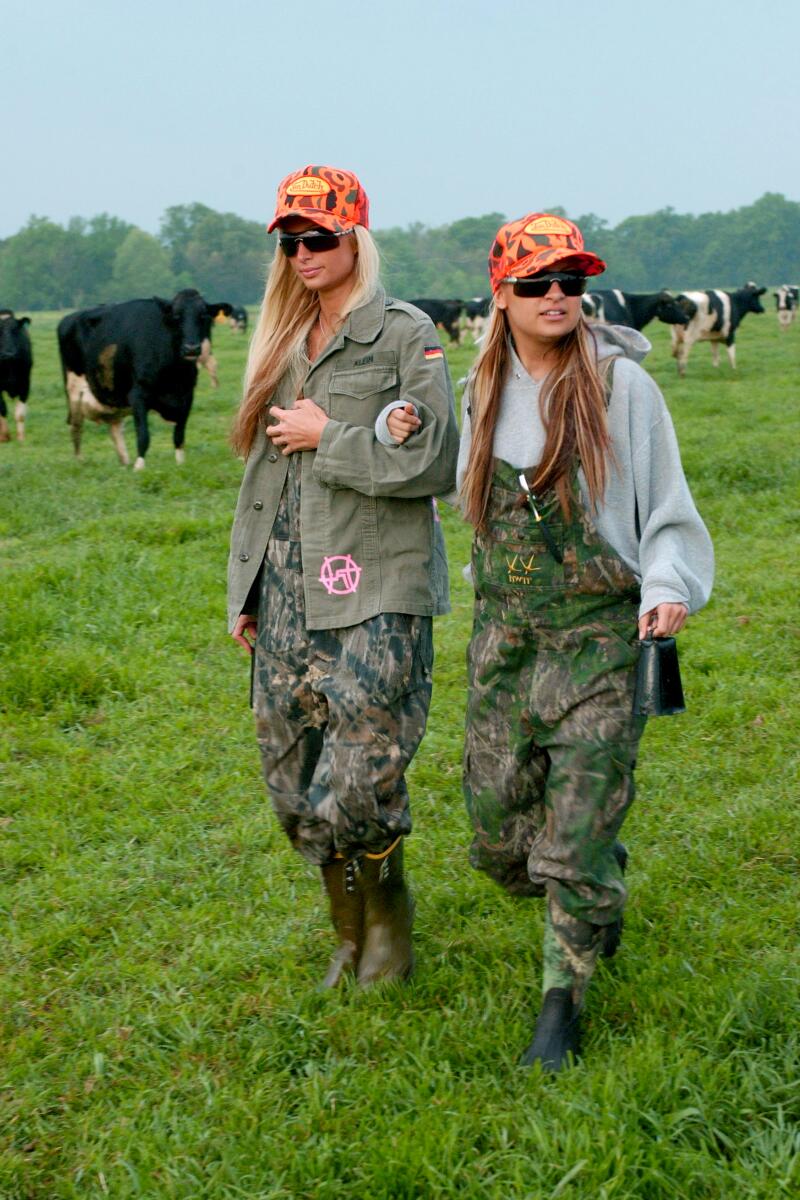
[278, 230, 349, 257]
[503, 273, 588, 298]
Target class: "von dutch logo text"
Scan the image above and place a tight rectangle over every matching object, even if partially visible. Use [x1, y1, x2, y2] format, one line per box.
[287, 177, 332, 196]
[524, 216, 573, 236]
[320, 554, 362, 596]
[506, 553, 540, 585]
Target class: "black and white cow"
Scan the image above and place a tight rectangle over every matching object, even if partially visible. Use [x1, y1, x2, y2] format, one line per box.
[581, 289, 690, 331]
[670, 283, 766, 376]
[228, 305, 248, 332]
[774, 284, 799, 329]
[464, 296, 492, 340]
[0, 310, 32, 443]
[58, 289, 232, 468]
[408, 298, 464, 344]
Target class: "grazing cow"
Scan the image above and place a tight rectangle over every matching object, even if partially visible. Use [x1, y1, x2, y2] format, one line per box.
[408, 298, 464, 344]
[774, 284, 799, 329]
[670, 283, 766, 376]
[0, 310, 32, 443]
[228, 305, 248, 332]
[58, 289, 232, 468]
[464, 296, 492, 340]
[581, 289, 690, 331]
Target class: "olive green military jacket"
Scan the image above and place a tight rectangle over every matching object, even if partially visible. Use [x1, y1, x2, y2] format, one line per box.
[227, 287, 459, 632]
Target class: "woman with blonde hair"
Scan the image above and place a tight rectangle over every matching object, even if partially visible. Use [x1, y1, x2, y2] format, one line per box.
[228, 165, 459, 988]
[389, 212, 713, 1069]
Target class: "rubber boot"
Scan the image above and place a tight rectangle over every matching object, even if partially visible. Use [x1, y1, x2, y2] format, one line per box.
[520, 987, 581, 1072]
[320, 858, 364, 988]
[357, 837, 414, 986]
[601, 841, 628, 959]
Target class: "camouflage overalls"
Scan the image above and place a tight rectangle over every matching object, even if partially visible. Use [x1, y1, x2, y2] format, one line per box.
[464, 460, 646, 1004]
[253, 452, 433, 866]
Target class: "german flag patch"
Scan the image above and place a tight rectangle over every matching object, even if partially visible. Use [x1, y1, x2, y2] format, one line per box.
[424, 346, 444, 360]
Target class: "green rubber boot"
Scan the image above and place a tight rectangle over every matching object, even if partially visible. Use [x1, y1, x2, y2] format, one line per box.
[320, 858, 364, 988]
[357, 838, 415, 986]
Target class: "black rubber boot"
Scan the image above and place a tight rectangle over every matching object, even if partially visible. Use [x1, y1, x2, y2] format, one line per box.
[520, 987, 581, 1072]
[357, 838, 414, 986]
[320, 858, 363, 988]
[601, 841, 628, 959]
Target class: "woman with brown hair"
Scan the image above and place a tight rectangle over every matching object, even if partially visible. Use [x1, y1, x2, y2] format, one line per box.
[389, 212, 713, 1069]
[228, 165, 459, 988]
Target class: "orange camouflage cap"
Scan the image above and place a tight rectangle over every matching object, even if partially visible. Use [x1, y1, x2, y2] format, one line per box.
[488, 213, 606, 293]
[268, 165, 370, 234]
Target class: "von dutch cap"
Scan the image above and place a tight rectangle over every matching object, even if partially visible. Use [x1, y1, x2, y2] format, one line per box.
[488, 213, 606, 293]
[268, 165, 370, 234]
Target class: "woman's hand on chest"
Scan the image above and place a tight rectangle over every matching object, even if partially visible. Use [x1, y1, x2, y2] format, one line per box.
[267, 398, 330, 454]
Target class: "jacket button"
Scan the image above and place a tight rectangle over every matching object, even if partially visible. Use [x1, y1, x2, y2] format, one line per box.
[268, 453, 278, 463]
[239, 552, 250, 562]
[253, 501, 263, 510]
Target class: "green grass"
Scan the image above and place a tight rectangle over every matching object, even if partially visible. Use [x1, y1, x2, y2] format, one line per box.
[1, 310, 798, 1199]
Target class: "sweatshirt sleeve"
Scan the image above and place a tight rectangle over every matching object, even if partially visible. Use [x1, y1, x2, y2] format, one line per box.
[374, 399, 419, 447]
[629, 371, 715, 617]
[313, 316, 459, 499]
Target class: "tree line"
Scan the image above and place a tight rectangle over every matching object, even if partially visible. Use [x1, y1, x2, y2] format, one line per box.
[1, 193, 798, 312]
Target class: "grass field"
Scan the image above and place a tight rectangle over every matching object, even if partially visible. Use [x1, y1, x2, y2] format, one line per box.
[1, 305, 798, 1199]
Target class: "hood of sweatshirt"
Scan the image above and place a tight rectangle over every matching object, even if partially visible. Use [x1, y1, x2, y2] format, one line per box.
[591, 322, 651, 363]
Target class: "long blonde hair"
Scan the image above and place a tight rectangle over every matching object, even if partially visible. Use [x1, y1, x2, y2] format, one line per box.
[231, 226, 381, 457]
[460, 303, 613, 528]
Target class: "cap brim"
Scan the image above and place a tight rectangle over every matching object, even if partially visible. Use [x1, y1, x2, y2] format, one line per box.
[508, 249, 606, 280]
[267, 208, 356, 235]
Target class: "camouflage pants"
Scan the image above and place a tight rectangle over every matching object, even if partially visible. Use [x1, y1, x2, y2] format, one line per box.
[464, 459, 646, 1003]
[253, 536, 433, 866]
[464, 594, 644, 926]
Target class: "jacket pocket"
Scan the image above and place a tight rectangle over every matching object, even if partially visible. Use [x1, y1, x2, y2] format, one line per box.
[328, 364, 399, 425]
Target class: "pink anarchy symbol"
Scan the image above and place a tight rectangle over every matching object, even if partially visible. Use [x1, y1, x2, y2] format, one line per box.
[319, 554, 362, 596]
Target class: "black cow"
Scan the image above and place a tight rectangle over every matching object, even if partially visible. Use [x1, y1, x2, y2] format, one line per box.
[581, 289, 690, 331]
[228, 305, 248, 332]
[774, 284, 799, 329]
[58, 289, 232, 468]
[670, 283, 766, 376]
[408, 298, 464, 344]
[464, 296, 492, 340]
[0, 310, 32, 443]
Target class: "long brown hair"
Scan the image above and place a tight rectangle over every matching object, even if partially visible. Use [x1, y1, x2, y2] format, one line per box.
[231, 226, 381, 457]
[460, 304, 614, 528]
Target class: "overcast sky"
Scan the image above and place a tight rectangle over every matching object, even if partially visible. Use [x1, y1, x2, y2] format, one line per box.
[4, 0, 799, 239]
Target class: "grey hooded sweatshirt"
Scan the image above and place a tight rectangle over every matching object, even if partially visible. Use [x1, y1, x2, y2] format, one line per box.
[377, 323, 713, 617]
[453, 324, 714, 618]
[375, 324, 713, 617]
